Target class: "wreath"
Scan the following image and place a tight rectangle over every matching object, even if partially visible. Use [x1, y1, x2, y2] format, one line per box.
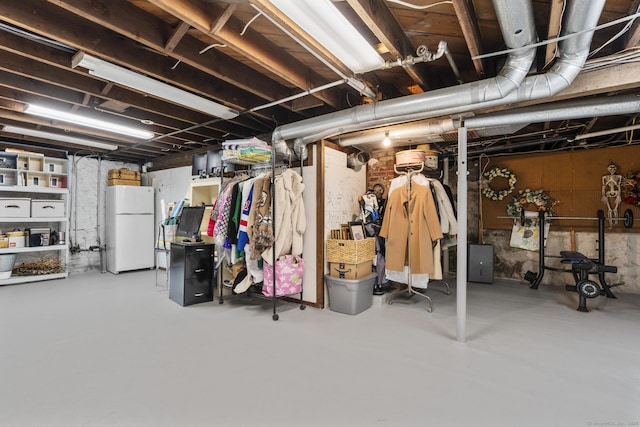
[622, 170, 640, 207]
[507, 188, 557, 217]
[482, 167, 517, 201]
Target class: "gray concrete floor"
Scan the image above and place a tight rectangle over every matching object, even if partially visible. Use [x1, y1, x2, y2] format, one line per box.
[1, 269, 639, 427]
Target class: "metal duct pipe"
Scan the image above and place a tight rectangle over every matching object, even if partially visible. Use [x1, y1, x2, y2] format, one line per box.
[351, 93, 639, 154]
[346, 151, 371, 171]
[465, 94, 640, 129]
[272, 0, 537, 157]
[274, 0, 606, 159]
[333, 0, 606, 134]
[336, 118, 456, 147]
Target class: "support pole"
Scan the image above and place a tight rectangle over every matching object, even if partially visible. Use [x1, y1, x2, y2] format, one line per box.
[456, 126, 468, 343]
[443, 157, 450, 274]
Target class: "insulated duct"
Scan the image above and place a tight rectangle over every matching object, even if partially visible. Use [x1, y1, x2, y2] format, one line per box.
[272, 0, 538, 159]
[336, 119, 456, 147]
[273, 0, 605, 160]
[346, 151, 370, 171]
[465, 94, 640, 129]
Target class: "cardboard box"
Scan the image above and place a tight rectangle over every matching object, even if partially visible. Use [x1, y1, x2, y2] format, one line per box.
[329, 260, 372, 280]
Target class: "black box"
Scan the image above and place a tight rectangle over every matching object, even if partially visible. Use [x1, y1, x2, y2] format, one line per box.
[28, 227, 51, 247]
[468, 244, 494, 283]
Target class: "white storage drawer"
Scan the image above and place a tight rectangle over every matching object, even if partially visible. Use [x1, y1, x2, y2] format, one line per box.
[31, 199, 65, 218]
[0, 198, 30, 217]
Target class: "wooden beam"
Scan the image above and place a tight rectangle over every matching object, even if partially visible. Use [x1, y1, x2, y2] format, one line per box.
[625, 0, 640, 48]
[346, 0, 434, 91]
[45, 0, 300, 113]
[452, 0, 485, 78]
[164, 21, 190, 52]
[148, 0, 347, 109]
[210, 4, 236, 36]
[0, 42, 256, 139]
[544, 0, 564, 69]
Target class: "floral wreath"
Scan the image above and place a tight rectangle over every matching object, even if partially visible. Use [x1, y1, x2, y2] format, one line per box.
[482, 167, 517, 201]
[507, 188, 557, 217]
[622, 170, 640, 207]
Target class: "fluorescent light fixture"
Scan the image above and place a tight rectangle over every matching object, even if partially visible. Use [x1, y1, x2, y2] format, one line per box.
[2, 125, 118, 151]
[72, 52, 239, 120]
[25, 104, 154, 140]
[269, 0, 385, 74]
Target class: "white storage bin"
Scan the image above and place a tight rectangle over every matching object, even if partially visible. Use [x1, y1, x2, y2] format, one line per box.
[31, 200, 65, 218]
[0, 198, 30, 217]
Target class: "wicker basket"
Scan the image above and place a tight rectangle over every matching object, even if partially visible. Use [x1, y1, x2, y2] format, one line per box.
[326, 238, 375, 264]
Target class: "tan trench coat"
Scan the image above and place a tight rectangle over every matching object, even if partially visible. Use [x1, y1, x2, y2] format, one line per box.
[380, 181, 443, 275]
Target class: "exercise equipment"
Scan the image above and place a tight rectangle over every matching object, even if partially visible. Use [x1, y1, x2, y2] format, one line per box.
[524, 210, 619, 312]
[558, 251, 617, 312]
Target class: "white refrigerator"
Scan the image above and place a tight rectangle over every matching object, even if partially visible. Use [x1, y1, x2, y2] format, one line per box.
[106, 185, 155, 274]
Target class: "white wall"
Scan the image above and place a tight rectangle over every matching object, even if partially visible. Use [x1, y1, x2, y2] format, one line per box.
[67, 156, 139, 273]
[145, 166, 192, 226]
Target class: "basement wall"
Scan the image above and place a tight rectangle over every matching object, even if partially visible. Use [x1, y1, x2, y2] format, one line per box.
[366, 147, 640, 294]
[67, 156, 140, 274]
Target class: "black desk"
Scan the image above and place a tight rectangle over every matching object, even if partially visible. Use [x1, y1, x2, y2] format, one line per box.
[169, 242, 214, 306]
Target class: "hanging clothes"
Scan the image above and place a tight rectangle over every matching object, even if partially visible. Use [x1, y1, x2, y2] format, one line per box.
[380, 174, 443, 288]
[428, 178, 458, 236]
[262, 169, 306, 262]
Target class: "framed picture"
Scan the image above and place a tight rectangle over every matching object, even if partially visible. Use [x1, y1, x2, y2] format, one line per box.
[349, 222, 365, 240]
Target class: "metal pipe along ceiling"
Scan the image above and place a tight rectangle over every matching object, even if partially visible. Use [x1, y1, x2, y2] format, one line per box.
[271, 0, 538, 158]
[271, 0, 606, 160]
[464, 94, 640, 129]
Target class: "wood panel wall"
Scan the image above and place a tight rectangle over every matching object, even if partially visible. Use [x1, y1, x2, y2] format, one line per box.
[481, 145, 640, 232]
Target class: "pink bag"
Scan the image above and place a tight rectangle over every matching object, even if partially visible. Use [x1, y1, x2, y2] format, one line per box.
[263, 255, 304, 297]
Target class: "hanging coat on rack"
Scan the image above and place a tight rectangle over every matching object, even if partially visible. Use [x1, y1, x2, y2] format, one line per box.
[380, 175, 443, 287]
[261, 169, 306, 262]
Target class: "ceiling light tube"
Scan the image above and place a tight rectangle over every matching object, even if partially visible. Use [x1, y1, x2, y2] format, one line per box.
[2, 125, 118, 151]
[268, 0, 384, 74]
[25, 104, 154, 140]
[72, 52, 239, 120]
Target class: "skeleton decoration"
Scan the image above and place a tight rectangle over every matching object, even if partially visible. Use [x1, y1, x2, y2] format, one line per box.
[601, 163, 627, 228]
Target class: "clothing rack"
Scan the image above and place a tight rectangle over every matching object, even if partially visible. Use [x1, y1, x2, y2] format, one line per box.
[386, 162, 450, 312]
[216, 145, 305, 321]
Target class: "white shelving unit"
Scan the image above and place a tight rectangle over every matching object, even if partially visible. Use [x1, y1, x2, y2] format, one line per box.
[0, 175, 70, 286]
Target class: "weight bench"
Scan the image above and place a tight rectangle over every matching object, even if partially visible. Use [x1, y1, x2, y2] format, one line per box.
[560, 251, 617, 312]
